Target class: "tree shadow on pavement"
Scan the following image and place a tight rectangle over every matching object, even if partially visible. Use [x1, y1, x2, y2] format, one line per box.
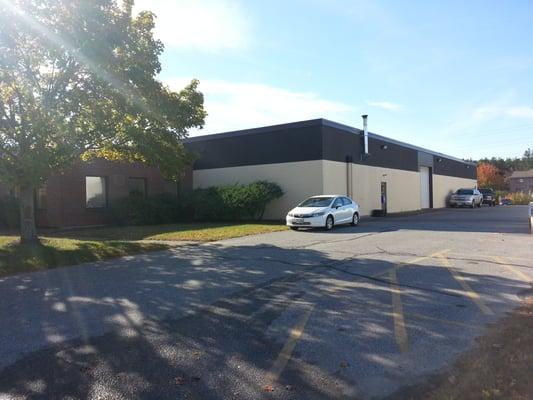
[0, 243, 529, 399]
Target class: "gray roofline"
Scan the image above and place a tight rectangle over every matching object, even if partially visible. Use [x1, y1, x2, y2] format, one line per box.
[184, 118, 476, 166]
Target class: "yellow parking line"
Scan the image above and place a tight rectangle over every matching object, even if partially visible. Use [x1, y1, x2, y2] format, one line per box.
[404, 249, 451, 266]
[405, 311, 483, 330]
[437, 253, 494, 315]
[452, 252, 533, 264]
[373, 249, 451, 279]
[382, 249, 449, 354]
[389, 267, 409, 353]
[266, 305, 314, 382]
[492, 256, 532, 283]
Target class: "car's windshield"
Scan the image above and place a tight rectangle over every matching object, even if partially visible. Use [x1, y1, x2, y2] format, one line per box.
[298, 196, 334, 207]
[479, 189, 493, 194]
[456, 189, 473, 195]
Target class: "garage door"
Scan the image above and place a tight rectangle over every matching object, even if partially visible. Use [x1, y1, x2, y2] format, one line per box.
[420, 166, 430, 209]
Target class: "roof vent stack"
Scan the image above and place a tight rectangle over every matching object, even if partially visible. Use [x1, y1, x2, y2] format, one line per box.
[362, 114, 369, 155]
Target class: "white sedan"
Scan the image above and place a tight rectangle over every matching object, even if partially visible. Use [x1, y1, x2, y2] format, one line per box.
[286, 195, 360, 230]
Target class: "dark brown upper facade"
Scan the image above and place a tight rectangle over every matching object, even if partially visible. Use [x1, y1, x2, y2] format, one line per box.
[185, 119, 477, 179]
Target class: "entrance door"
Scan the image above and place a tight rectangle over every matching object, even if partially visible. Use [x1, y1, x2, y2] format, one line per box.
[420, 166, 430, 209]
[381, 182, 387, 214]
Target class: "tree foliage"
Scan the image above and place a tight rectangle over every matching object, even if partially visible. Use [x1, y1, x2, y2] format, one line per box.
[0, 0, 206, 241]
[477, 162, 506, 190]
[477, 148, 533, 173]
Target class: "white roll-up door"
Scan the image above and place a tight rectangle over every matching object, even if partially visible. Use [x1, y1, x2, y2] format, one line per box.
[420, 167, 430, 209]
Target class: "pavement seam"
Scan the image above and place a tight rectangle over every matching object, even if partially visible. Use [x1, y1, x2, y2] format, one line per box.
[389, 266, 409, 354]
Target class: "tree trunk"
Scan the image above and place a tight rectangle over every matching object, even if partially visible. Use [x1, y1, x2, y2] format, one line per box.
[19, 185, 39, 244]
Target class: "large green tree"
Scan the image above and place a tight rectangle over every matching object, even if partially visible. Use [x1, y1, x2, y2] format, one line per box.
[0, 0, 206, 242]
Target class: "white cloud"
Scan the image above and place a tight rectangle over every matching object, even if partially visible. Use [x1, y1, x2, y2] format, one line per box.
[472, 105, 533, 121]
[166, 78, 355, 134]
[133, 0, 251, 52]
[366, 100, 401, 111]
[506, 106, 533, 119]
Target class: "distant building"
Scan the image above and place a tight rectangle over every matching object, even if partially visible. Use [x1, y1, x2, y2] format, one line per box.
[507, 169, 533, 193]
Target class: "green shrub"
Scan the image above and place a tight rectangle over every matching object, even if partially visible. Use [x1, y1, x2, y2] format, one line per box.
[109, 193, 188, 226]
[190, 187, 229, 221]
[507, 192, 533, 205]
[191, 181, 283, 221]
[108, 181, 283, 225]
[242, 181, 284, 220]
[0, 196, 20, 229]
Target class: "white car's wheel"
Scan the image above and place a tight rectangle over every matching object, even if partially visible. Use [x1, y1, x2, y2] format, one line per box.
[351, 212, 359, 226]
[325, 215, 334, 230]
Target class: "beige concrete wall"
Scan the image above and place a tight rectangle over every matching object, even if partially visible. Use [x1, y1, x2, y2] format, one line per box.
[192, 160, 478, 219]
[433, 174, 477, 208]
[322, 160, 421, 216]
[192, 160, 324, 219]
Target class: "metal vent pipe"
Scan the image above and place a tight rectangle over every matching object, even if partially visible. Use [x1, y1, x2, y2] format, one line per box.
[362, 114, 369, 155]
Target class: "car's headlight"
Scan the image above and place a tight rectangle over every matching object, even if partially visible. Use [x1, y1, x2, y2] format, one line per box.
[287, 213, 294, 217]
[312, 212, 325, 217]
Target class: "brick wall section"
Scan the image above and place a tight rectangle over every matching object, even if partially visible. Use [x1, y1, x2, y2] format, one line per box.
[509, 177, 533, 193]
[32, 159, 175, 228]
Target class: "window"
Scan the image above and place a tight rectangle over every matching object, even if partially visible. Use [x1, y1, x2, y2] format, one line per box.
[298, 196, 334, 207]
[35, 186, 47, 210]
[341, 197, 352, 206]
[332, 198, 343, 208]
[128, 177, 147, 197]
[86, 177, 107, 208]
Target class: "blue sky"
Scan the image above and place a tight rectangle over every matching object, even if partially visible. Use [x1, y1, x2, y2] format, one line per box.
[135, 0, 533, 160]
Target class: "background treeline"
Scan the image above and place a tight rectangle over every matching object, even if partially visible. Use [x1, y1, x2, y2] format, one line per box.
[476, 148, 533, 172]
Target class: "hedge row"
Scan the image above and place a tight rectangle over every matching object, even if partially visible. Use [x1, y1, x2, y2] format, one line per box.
[109, 181, 283, 225]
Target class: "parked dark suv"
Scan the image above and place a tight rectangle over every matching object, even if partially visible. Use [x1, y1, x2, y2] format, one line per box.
[479, 188, 497, 206]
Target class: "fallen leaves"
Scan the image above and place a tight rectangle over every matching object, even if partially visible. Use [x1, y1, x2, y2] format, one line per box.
[262, 384, 275, 392]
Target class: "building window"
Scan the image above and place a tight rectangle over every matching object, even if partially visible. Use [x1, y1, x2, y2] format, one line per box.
[86, 176, 107, 208]
[128, 177, 147, 197]
[35, 186, 47, 210]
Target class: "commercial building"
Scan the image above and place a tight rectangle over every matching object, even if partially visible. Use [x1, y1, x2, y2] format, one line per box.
[185, 118, 477, 219]
[0, 118, 477, 228]
[507, 169, 533, 193]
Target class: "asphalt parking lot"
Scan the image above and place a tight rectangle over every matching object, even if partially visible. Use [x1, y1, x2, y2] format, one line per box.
[0, 206, 532, 399]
